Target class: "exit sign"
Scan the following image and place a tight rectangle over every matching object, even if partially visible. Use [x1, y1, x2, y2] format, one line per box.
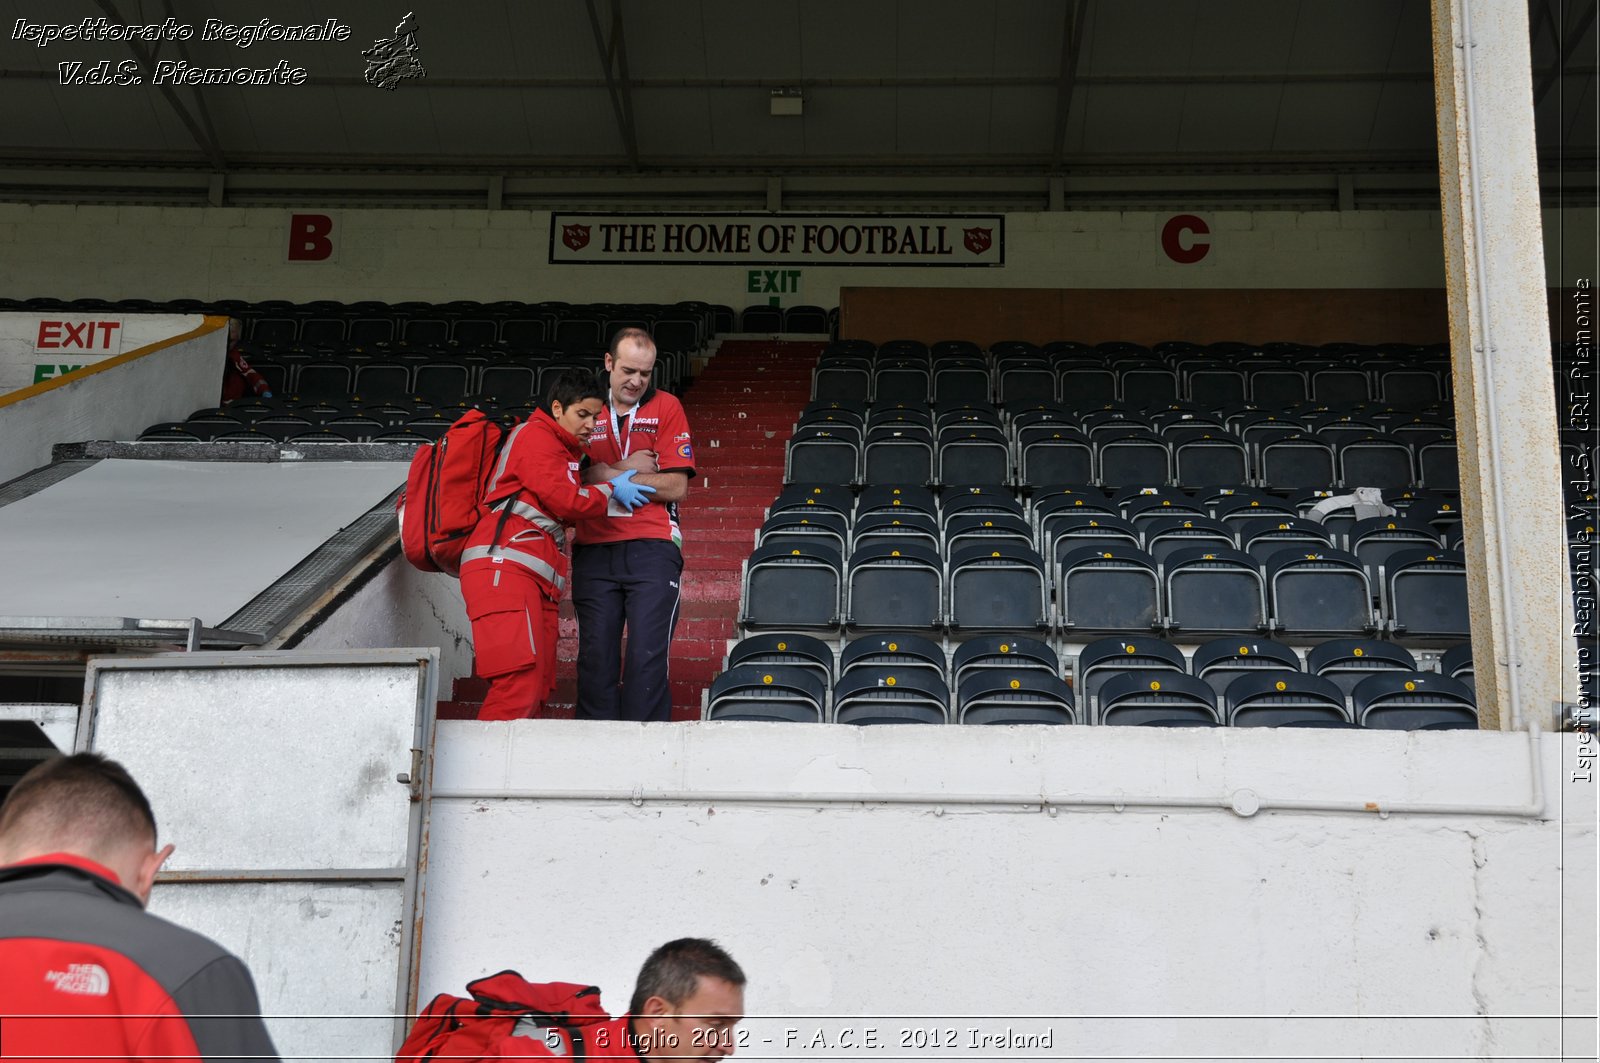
[747, 268, 802, 306]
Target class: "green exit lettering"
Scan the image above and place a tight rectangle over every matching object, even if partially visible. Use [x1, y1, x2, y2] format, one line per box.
[34, 363, 85, 383]
[746, 269, 802, 294]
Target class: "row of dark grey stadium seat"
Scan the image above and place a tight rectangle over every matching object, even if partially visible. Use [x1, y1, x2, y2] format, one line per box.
[740, 536, 1468, 640]
[709, 636, 1476, 728]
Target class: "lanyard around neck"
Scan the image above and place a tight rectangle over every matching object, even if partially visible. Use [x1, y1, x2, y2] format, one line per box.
[608, 396, 635, 459]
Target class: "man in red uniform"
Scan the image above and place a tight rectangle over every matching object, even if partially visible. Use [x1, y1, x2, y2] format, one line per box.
[463, 369, 656, 720]
[576, 328, 696, 721]
[0, 752, 281, 1062]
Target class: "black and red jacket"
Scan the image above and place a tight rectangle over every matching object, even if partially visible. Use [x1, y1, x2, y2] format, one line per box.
[0, 853, 280, 1062]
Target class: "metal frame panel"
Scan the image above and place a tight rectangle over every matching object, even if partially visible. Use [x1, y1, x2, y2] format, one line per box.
[77, 649, 437, 1059]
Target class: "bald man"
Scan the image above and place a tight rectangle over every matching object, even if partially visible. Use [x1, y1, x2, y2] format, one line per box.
[0, 752, 280, 1062]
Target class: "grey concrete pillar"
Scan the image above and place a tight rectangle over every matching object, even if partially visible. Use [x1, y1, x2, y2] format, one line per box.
[1431, 0, 1579, 729]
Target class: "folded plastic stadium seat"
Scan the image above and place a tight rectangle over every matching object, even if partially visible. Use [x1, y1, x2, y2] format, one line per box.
[1337, 436, 1416, 490]
[1122, 494, 1208, 530]
[1161, 547, 1268, 636]
[1190, 637, 1303, 711]
[740, 542, 843, 631]
[1044, 513, 1142, 587]
[412, 362, 471, 405]
[498, 318, 548, 350]
[855, 483, 937, 520]
[862, 427, 934, 484]
[957, 672, 1076, 725]
[1267, 549, 1380, 637]
[299, 317, 348, 345]
[1056, 546, 1162, 634]
[783, 305, 828, 333]
[947, 542, 1049, 632]
[348, 319, 398, 350]
[1141, 515, 1237, 564]
[874, 359, 932, 405]
[1074, 636, 1185, 724]
[770, 483, 854, 521]
[867, 403, 932, 431]
[1016, 419, 1095, 488]
[1414, 433, 1461, 491]
[705, 665, 827, 723]
[1056, 360, 1118, 409]
[950, 635, 1059, 694]
[1309, 366, 1372, 404]
[1247, 364, 1309, 406]
[138, 425, 202, 442]
[942, 484, 1023, 517]
[832, 667, 948, 725]
[478, 364, 537, 405]
[848, 511, 934, 555]
[1097, 670, 1220, 727]
[942, 508, 1030, 552]
[840, 632, 947, 687]
[249, 316, 299, 345]
[1348, 516, 1444, 584]
[448, 318, 497, 346]
[292, 362, 354, 402]
[1240, 516, 1336, 564]
[1224, 671, 1351, 727]
[726, 633, 837, 693]
[1182, 362, 1247, 407]
[936, 424, 1010, 484]
[1377, 366, 1445, 407]
[1353, 672, 1478, 729]
[1032, 487, 1121, 542]
[758, 510, 851, 558]
[1118, 363, 1179, 409]
[844, 543, 942, 631]
[933, 358, 992, 406]
[554, 317, 604, 348]
[1234, 411, 1304, 448]
[1306, 638, 1417, 702]
[1383, 549, 1470, 639]
[1173, 435, 1250, 487]
[1097, 431, 1173, 487]
[353, 362, 413, 404]
[250, 417, 315, 442]
[736, 305, 780, 332]
[1258, 433, 1337, 491]
[1439, 643, 1474, 691]
[996, 358, 1055, 407]
[786, 427, 862, 485]
[812, 357, 871, 403]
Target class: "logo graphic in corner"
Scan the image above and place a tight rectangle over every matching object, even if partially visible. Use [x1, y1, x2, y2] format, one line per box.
[962, 227, 993, 255]
[677, 442, 693, 460]
[46, 963, 110, 996]
[562, 224, 591, 252]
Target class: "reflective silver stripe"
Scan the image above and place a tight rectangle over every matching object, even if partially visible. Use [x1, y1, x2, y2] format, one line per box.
[460, 545, 565, 592]
[496, 497, 567, 549]
[485, 420, 529, 496]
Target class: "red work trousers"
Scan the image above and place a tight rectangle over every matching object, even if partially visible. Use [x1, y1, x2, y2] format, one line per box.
[461, 559, 560, 721]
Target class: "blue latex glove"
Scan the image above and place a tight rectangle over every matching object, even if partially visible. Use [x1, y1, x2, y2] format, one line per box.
[609, 468, 657, 511]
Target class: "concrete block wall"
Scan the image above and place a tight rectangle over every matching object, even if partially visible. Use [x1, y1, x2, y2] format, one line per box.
[0, 202, 1590, 307]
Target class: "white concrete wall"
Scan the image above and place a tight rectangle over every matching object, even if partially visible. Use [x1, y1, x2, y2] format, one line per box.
[290, 553, 473, 689]
[0, 312, 202, 394]
[4, 204, 1588, 309]
[420, 722, 1596, 1062]
[0, 319, 221, 485]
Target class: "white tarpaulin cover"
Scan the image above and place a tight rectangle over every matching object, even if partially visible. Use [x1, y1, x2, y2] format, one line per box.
[0, 459, 403, 622]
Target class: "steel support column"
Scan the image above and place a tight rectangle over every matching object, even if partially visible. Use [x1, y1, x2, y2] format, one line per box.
[1431, 0, 1578, 729]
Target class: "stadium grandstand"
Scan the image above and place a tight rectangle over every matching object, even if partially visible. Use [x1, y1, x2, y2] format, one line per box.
[0, 1, 1594, 1060]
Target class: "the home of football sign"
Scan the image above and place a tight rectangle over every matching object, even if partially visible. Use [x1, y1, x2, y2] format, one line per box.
[549, 212, 1004, 267]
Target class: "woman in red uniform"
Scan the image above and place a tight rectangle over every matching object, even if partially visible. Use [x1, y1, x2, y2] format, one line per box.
[461, 370, 656, 720]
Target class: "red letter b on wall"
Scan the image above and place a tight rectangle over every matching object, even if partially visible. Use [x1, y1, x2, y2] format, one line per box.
[288, 213, 334, 261]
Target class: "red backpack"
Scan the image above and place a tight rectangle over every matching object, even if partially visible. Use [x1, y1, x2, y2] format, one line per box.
[397, 409, 509, 577]
[396, 972, 612, 1062]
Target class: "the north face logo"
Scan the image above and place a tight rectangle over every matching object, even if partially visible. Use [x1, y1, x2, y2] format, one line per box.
[46, 963, 110, 996]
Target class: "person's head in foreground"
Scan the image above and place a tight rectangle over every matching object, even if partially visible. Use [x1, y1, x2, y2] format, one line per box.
[605, 328, 659, 412]
[630, 937, 747, 1063]
[0, 752, 174, 906]
[546, 368, 608, 444]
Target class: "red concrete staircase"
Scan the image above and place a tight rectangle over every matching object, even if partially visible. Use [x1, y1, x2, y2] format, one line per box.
[439, 339, 823, 720]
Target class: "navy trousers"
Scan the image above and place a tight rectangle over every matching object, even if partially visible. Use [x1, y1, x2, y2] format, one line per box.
[571, 539, 683, 722]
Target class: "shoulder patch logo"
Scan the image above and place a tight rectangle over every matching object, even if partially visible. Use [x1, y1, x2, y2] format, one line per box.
[46, 963, 110, 996]
[677, 442, 693, 459]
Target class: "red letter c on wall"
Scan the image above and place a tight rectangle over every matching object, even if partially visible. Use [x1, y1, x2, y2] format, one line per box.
[288, 214, 334, 261]
[1161, 214, 1211, 264]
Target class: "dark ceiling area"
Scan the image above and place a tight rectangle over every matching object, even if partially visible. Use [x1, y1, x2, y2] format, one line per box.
[0, 0, 1592, 210]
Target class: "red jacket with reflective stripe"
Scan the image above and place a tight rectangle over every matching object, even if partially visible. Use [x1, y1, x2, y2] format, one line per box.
[465, 408, 616, 592]
[0, 853, 280, 1063]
